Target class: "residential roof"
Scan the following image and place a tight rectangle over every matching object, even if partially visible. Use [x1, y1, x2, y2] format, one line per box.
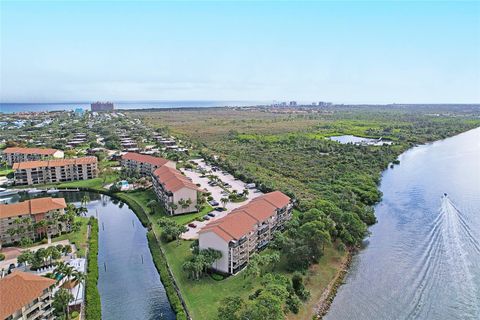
[200, 191, 291, 242]
[3, 147, 59, 155]
[0, 197, 67, 219]
[12, 157, 97, 170]
[152, 166, 199, 192]
[122, 152, 171, 167]
[0, 271, 56, 319]
[201, 211, 258, 241]
[251, 191, 291, 209]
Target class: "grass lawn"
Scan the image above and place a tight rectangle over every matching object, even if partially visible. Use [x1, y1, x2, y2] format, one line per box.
[170, 205, 213, 225]
[124, 189, 345, 319]
[58, 173, 118, 190]
[54, 217, 90, 257]
[287, 246, 346, 320]
[161, 238, 346, 320]
[22, 217, 90, 257]
[162, 240, 257, 320]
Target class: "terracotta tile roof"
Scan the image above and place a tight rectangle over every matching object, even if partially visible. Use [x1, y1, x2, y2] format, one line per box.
[153, 166, 199, 192]
[12, 157, 97, 170]
[122, 152, 171, 167]
[238, 199, 278, 222]
[251, 191, 291, 209]
[0, 197, 67, 219]
[200, 191, 291, 242]
[0, 271, 56, 319]
[3, 147, 59, 155]
[202, 211, 258, 241]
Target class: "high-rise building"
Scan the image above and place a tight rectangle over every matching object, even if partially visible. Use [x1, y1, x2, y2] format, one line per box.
[91, 102, 114, 112]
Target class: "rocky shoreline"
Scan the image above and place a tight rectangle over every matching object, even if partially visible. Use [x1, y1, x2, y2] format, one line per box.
[313, 249, 353, 319]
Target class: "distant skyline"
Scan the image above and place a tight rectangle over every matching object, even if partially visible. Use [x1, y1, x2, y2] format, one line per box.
[1, 1, 479, 104]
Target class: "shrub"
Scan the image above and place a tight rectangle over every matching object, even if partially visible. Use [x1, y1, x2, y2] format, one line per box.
[147, 231, 188, 320]
[85, 218, 101, 320]
[210, 273, 224, 281]
[0, 253, 5, 261]
[71, 311, 80, 319]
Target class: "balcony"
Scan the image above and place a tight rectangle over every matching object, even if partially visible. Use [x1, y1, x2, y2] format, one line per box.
[258, 224, 269, 235]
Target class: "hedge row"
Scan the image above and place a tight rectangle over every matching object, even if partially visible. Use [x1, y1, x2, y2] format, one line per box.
[85, 218, 102, 320]
[147, 231, 188, 320]
[74, 187, 188, 319]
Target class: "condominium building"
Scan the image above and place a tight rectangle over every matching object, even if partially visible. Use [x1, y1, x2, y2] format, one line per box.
[2, 147, 64, 166]
[0, 197, 68, 247]
[12, 157, 98, 186]
[199, 191, 293, 274]
[152, 165, 199, 215]
[0, 271, 57, 320]
[121, 152, 175, 176]
[91, 101, 114, 112]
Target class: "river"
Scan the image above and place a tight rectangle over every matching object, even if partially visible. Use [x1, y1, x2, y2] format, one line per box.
[326, 127, 480, 319]
[8, 191, 175, 320]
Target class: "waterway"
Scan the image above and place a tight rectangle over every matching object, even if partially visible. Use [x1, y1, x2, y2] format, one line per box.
[326, 127, 480, 319]
[8, 191, 175, 320]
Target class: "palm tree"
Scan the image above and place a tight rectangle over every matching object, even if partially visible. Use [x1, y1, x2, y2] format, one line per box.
[81, 195, 90, 208]
[34, 220, 48, 239]
[77, 206, 88, 217]
[220, 197, 229, 209]
[169, 202, 178, 215]
[66, 203, 77, 216]
[53, 288, 73, 319]
[72, 270, 86, 306]
[147, 200, 157, 214]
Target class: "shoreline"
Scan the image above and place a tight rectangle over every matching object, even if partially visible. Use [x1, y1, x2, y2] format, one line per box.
[311, 127, 480, 319]
[314, 250, 353, 319]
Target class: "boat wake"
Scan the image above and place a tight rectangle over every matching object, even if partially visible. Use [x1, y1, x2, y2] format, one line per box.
[406, 196, 480, 319]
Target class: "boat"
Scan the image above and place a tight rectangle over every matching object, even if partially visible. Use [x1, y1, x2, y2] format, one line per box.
[27, 188, 43, 194]
[47, 188, 60, 194]
[0, 188, 18, 197]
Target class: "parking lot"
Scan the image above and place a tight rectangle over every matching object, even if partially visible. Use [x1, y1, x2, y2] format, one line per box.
[180, 159, 263, 239]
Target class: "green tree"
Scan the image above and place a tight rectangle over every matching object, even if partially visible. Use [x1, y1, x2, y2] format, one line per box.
[53, 288, 74, 319]
[147, 200, 157, 214]
[220, 197, 229, 208]
[217, 296, 245, 320]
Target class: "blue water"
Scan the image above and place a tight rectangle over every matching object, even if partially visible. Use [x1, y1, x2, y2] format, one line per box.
[7, 191, 176, 320]
[0, 101, 264, 113]
[326, 127, 480, 320]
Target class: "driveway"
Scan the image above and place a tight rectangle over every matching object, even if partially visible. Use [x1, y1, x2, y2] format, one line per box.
[180, 159, 263, 240]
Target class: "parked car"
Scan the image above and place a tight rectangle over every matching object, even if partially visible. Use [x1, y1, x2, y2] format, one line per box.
[203, 215, 211, 220]
[209, 200, 219, 206]
[224, 183, 232, 188]
[215, 207, 226, 212]
[207, 212, 216, 217]
[221, 191, 229, 196]
[245, 183, 256, 189]
[188, 223, 197, 228]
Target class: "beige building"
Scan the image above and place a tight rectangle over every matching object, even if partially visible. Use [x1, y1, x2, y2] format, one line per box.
[0, 197, 68, 247]
[121, 152, 175, 176]
[2, 147, 64, 166]
[199, 191, 292, 274]
[0, 271, 57, 320]
[12, 157, 98, 185]
[152, 165, 199, 215]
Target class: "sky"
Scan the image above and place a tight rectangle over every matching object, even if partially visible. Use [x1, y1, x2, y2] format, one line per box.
[0, 1, 479, 104]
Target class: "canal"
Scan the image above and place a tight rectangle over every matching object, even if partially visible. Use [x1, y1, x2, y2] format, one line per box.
[9, 191, 176, 320]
